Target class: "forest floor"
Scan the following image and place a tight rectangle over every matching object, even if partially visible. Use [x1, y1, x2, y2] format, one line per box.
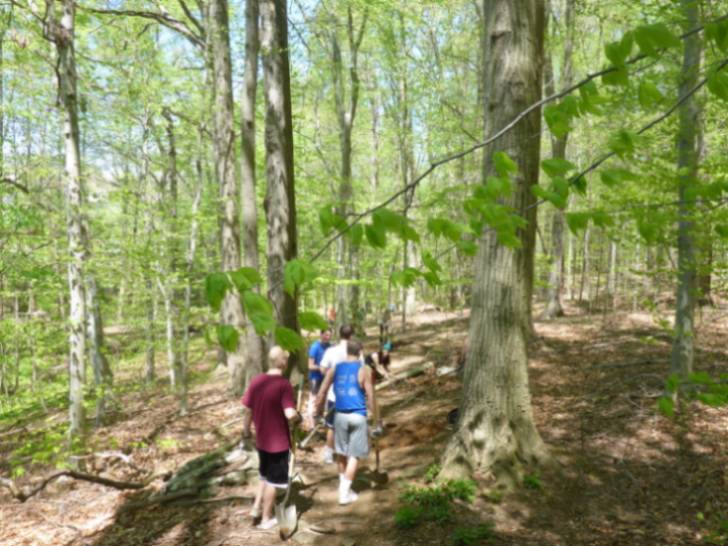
[1, 305, 727, 546]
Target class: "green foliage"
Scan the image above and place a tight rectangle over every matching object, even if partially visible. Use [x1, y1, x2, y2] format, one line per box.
[365, 223, 388, 248]
[634, 23, 680, 56]
[605, 32, 633, 67]
[523, 474, 542, 490]
[229, 267, 262, 293]
[707, 71, 728, 102]
[658, 372, 728, 418]
[242, 292, 276, 335]
[205, 273, 230, 312]
[492, 151, 518, 177]
[600, 168, 638, 187]
[608, 129, 637, 158]
[638, 81, 664, 108]
[298, 311, 329, 332]
[565, 212, 590, 233]
[451, 524, 494, 545]
[319, 205, 347, 236]
[602, 66, 629, 87]
[397, 479, 478, 527]
[284, 259, 317, 296]
[541, 158, 576, 178]
[274, 326, 306, 351]
[706, 19, 728, 53]
[394, 505, 423, 529]
[216, 324, 239, 352]
[424, 463, 441, 484]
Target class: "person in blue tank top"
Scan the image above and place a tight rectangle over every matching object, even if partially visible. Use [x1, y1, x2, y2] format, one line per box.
[305, 328, 331, 428]
[315, 340, 379, 505]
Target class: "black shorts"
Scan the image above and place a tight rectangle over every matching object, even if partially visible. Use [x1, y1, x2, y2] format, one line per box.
[258, 449, 289, 488]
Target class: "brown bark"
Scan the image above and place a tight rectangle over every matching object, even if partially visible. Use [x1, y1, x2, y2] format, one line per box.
[441, 0, 548, 486]
[670, 0, 701, 378]
[241, 0, 265, 380]
[208, 0, 248, 395]
[260, 0, 300, 372]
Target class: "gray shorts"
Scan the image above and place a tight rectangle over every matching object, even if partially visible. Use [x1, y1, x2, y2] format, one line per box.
[334, 412, 369, 459]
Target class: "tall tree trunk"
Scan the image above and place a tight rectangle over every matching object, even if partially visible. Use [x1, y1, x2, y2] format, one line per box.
[330, 7, 366, 327]
[208, 0, 248, 395]
[241, 0, 265, 381]
[441, 0, 548, 486]
[540, 0, 573, 320]
[261, 0, 300, 372]
[47, 0, 88, 440]
[670, 0, 701, 378]
[86, 276, 112, 426]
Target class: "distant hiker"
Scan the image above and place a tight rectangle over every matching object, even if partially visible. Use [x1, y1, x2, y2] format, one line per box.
[305, 328, 331, 428]
[365, 341, 392, 385]
[242, 346, 301, 530]
[318, 324, 355, 464]
[316, 340, 379, 505]
[327, 306, 337, 328]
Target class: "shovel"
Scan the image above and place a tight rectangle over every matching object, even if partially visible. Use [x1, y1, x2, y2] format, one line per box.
[298, 406, 334, 449]
[370, 426, 389, 485]
[275, 376, 304, 539]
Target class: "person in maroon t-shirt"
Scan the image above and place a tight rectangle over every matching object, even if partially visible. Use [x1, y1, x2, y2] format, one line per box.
[242, 346, 300, 530]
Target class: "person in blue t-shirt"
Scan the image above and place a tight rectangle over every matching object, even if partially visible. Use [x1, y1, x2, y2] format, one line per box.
[305, 328, 331, 428]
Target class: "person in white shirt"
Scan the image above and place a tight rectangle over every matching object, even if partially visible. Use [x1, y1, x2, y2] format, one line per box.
[318, 324, 353, 463]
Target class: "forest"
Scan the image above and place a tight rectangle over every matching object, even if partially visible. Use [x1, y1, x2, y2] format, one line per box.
[0, 0, 727, 544]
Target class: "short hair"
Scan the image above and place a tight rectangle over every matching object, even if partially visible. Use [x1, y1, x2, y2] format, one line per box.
[268, 346, 289, 368]
[339, 324, 354, 340]
[347, 340, 362, 356]
[320, 328, 332, 335]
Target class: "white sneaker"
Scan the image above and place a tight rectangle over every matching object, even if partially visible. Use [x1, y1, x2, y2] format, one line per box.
[338, 489, 359, 505]
[256, 517, 277, 530]
[322, 447, 334, 464]
[250, 506, 261, 519]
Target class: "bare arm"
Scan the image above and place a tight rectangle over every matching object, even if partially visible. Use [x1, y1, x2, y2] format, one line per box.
[362, 366, 379, 424]
[284, 407, 301, 423]
[315, 366, 335, 413]
[308, 356, 318, 371]
[242, 407, 252, 438]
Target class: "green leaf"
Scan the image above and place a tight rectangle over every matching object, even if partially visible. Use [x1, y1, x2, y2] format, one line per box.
[706, 20, 728, 53]
[422, 271, 441, 287]
[591, 210, 613, 227]
[365, 223, 387, 248]
[427, 218, 462, 242]
[638, 81, 664, 108]
[391, 268, 420, 287]
[657, 396, 675, 418]
[456, 239, 478, 256]
[205, 273, 230, 312]
[707, 71, 728, 102]
[602, 66, 629, 87]
[714, 224, 728, 238]
[635, 23, 680, 56]
[605, 32, 633, 66]
[492, 151, 518, 177]
[542, 158, 576, 178]
[422, 251, 442, 273]
[298, 311, 329, 332]
[217, 325, 239, 352]
[243, 291, 276, 335]
[275, 326, 305, 351]
[229, 267, 262, 293]
[348, 223, 364, 247]
[637, 218, 658, 243]
[372, 208, 407, 231]
[544, 103, 571, 138]
[571, 175, 587, 195]
[318, 205, 335, 236]
[608, 130, 636, 158]
[565, 212, 589, 233]
[600, 168, 638, 187]
[284, 259, 316, 296]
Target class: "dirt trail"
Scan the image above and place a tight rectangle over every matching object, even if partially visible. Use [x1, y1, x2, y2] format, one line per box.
[1, 307, 726, 545]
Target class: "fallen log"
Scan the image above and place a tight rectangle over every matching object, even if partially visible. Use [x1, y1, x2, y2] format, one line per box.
[375, 361, 435, 391]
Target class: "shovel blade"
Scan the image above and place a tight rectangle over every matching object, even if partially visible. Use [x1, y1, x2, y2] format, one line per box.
[276, 504, 297, 539]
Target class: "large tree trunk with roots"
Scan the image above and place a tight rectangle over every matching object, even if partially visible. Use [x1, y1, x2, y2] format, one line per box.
[241, 0, 265, 380]
[47, 0, 88, 439]
[441, 0, 548, 487]
[208, 0, 248, 395]
[260, 0, 300, 371]
[670, 0, 701, 378]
